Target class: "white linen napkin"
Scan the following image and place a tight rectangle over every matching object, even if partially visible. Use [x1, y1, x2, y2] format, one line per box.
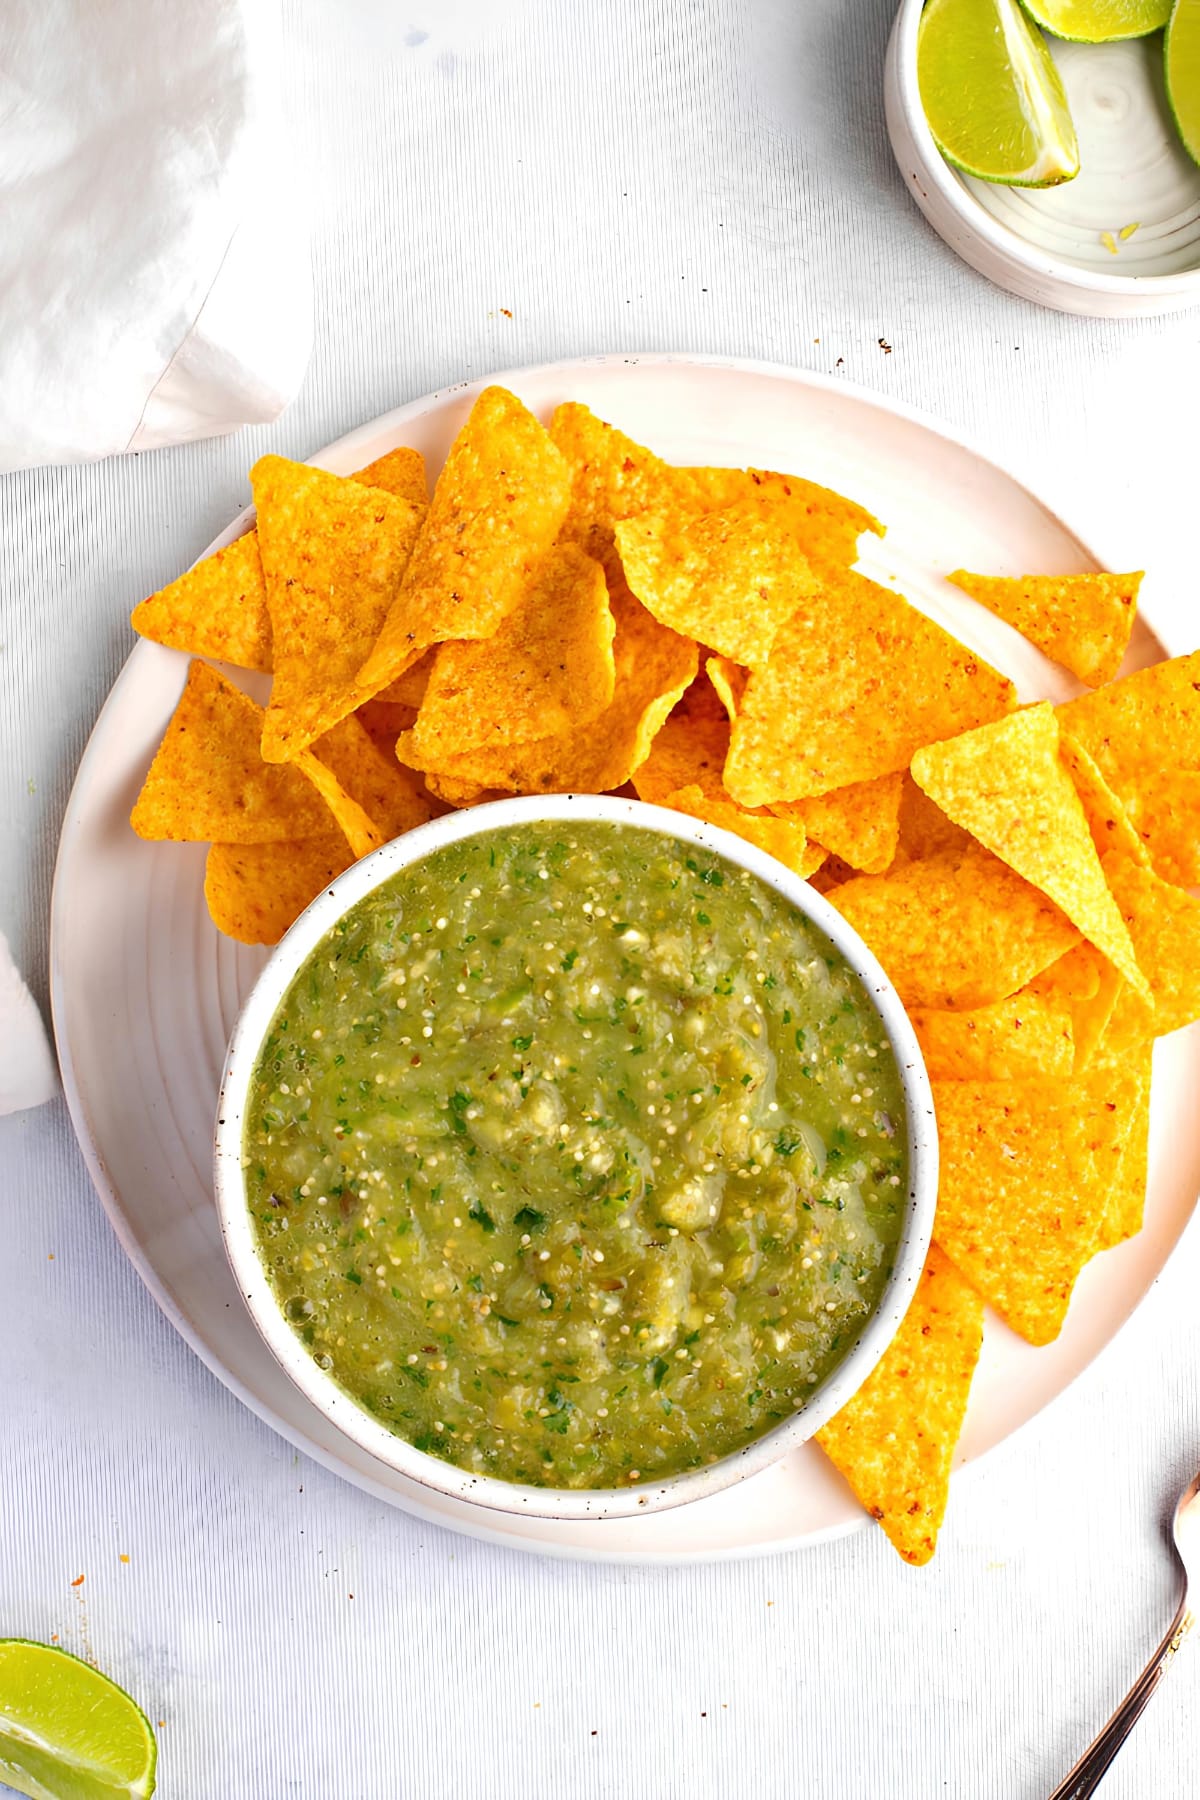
[0, 0, 311, 473]
[0, 935, 58, 1115]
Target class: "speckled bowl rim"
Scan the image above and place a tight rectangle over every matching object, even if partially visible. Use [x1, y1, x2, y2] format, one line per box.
[214, 794, 937, 1523]
[885, 0, 1200, 312]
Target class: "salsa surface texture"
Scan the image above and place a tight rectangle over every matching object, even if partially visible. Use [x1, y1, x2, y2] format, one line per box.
[244, 820, 908, 1488]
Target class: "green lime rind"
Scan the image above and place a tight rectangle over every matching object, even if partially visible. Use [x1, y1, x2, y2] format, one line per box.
[919, 0, 1081, 187]
[1166, 0, 1200, 167]
[0, 1641, 157, 1800]
[1020, 0, 1172, 41]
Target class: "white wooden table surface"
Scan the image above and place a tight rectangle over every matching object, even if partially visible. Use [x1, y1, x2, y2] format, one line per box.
[2, 2, 1198, 1795]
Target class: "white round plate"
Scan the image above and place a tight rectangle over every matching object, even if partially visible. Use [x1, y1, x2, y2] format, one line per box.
[51, 353, 1200, 1562]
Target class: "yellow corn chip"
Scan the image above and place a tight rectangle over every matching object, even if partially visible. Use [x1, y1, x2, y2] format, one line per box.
[374, 649, 435, 710]
[423, 771, 503, 808]
[1058, 650, 1200, 886]
[908, 989, 1075, 1080]
[615, 506, 815, 668]
[360, 388, 573, 693]
[349, 445, 429, 507]
[685, 466, 883, 566]
[948, 568, 1140, 687]
[396, 584, 697, 796]
[409, 546, 614, 759]
[551, 401, 702, 580]
[204, 833, 355, 946]
[775, 772, 904, 876]
[815, 1246, 983, 1566]
[706, 655, 746, 721]
[894, 773, 970, 863]
[293, 751, 384, 861]
[1059, 732, 1151, 869]
[932, 1073, 1131, 1344]
[828, 842, 1079, 1011]
[130, 661, 332, 844]
[1094, 1044, 1153, 1250]
[252, 456, 425, 762]
[629, 704, 729, 806]
[1103, 852, 1200, 1036]
[664, 784, 824, 880]
[724, 568, 1014, 806]
[308, 713, 437, 844]
[354, 698, 419, 752]
[910, 702, 1149, 1001]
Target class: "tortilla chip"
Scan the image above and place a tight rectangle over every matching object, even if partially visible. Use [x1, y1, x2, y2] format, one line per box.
[358, 387, 572, 694]
[131, 533, 272, 673]
[374, 650, 435, 710]
[948, 568, 1140, 687]
[423, 771, 503, 808]
[664, 784, 825, 880]
[706, 655, 746, 722]
[354, 698, 419, 752]
[776, 772, 904, 876]
[130, 452, 429, 674]
[932, 1074, 1130, 1344]
[550, 401, 702, 580]
[252, 456, 425, 762]
[1059, 732, 1151, 869]
[308, 713, 438, 844]
[908, 989, 1075, 1080]
[895, 773, 970, 863]
[630, 704, 729, 806]
[1095, 1045, 1153, 1250]
[1102, 852, 1200, 1036]
[910, 703, 1149, 1001]
[724, 568, 1014, 806]
[408, 545, 614, 759]
[685, 466, 883, 565]
[204, 833, 355, 946]
[130, 660, 332, 844]
[349, 445, 429, 507]
[1057, 650, 1200, 886]
[828, 842, 1079, 1011]
[293, 752, 384, 861]
[396, 584, 697, 795]
[815, 1246, 983, 1566]
[614, 506, 816, 668]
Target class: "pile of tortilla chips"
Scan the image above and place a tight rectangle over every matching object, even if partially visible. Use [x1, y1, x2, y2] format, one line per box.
[129, 385, 1200, 1565]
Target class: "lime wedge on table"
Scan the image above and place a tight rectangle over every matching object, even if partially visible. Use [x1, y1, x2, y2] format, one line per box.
[918, 0, 1081, 186]
[1167, 0, 1200, 166]
[0, 1642, 156, 1800]
[1020, 0, 1172, 41]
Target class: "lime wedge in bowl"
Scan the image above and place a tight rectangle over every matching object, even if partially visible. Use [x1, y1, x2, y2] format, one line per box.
[1167, 0, 1200, 165]
[0, 1641, 156, 1800]
[918, 0, 1081, 186]
[1021, 0, 1172, 40]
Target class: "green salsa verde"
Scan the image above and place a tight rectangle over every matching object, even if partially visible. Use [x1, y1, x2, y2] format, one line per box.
[244, 821, 908, 1488]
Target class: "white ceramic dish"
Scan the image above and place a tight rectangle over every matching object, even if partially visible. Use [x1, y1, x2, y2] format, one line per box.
[50, 352, 1200, 1562]
[213, 794, 938, 1522]
[885, 0, 1200, 316]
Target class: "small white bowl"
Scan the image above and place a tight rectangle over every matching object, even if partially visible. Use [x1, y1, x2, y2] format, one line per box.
[885, 0, 1200, 316]
[214, 794, 937, 1522]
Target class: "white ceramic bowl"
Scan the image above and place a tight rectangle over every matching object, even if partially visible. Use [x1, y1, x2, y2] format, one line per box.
[214, 794, 937, 1522]
[885, 0, 1200, 317]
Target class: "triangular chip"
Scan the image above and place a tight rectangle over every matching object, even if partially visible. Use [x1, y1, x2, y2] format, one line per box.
[1057, 650, 1200, 886]
[775, 772, 904, 876]
[684, 466, 883, 564]
[307, 713, 438, 845]
[614, 506, 816, 668]
[130, 661, 332, 844]
[815, 1246, 983, 1566]
[932, 1074, 1130, 1345]
[1102, 852, 1200, 1037]
[1094, 1043, 1153, 1250]
[1030, 946, 1122, 1073]
[357, 388, 571, 695]
[664, 784, 824, 880]
[908, 988, 1075, 1080]
[130, 450, 429, 673]
[910, 703, 1149, 1001]
[550, 401, 702, 580]
[894, 773, 970, 863]
[374, 650, 435, 711]
[630, 703, 729, 806]
[396, 584, 697, 796]
[1059, 731, 1151, 869]
[408, 545, 614, 759]
[706, 655, 746, 721]
[354, 698, 419, 751]
[724, 568, 1014, 806]
[828, 842, 1079, 1011]
[204, 833, 354, 946]
[252, 456, 424, 762]
[948, 568, 1140, 687]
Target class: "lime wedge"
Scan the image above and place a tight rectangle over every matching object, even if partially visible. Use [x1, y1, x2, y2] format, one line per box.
[0, 1642, 156, 1800]
[1020, 0, 1172, 41]
[1166, 0, 1200, 165]
[918, 0, 1081, 187]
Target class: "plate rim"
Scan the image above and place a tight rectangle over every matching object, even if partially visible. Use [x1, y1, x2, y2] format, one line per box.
[47, 347, 1194, 1564]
